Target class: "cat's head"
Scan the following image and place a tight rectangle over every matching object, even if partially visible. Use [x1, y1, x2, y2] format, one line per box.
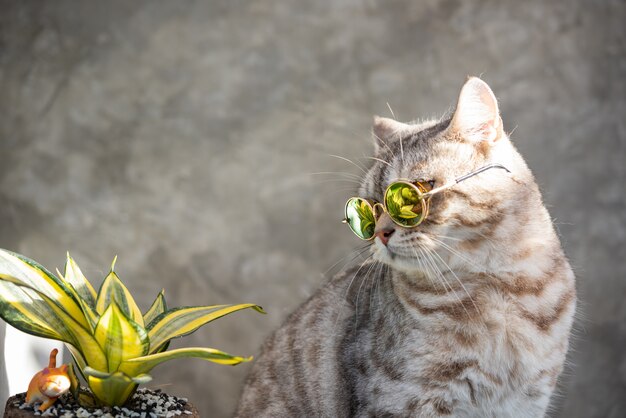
[357, 77, 534, 274]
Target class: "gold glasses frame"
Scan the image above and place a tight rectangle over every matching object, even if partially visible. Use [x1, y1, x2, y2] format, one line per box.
[342, 163, 511, 240]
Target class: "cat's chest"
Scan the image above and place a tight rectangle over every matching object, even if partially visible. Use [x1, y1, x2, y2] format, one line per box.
[345, 301, 551, 416]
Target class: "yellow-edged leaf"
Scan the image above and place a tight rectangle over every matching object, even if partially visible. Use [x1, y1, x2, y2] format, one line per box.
[63, 253, 97, 308]
[57, 268, 100, 332]
[143, 289, 166, 327]
[84, 367, 151, 384]
[95, 265, 144, 328]
[119, 347, 252, 377]
[0, 275, 107, 371]
[147, 304, 264, 354]
[94, 302, 149, 372]
[0, 283, 64, 341]
[67, 362, 81, 401]
[87, 373, 138, 407]
[142, 290, 170, 353]
[0, 276, 79, 341]
[66, 344, 88, 376]
[36, 302, 107, 371]
[74, 291, 100, 331]
[0, 249, 90, 329]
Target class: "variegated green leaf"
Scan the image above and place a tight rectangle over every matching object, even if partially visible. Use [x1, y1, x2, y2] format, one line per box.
[95, 260, 144, 328]
[0, 289, 63, 341]
[83, 368, 152, 406]
[131, 374, 152, 384]
[119, 347, 252, 377]
[0, 276, 78, 342]
[67, 362, 81, 401]
[66, 344, 88, 379]
[94, 302, 149, 372]
[83, 366, 115, 379]
[142, 289, 170, 353]
[149, 340, 170, 355]
[143, 289, 167, 326]
[74, 390, 100, 409]
[57, 268, 100, 332]
[74, 291, 100, 331]
[147, 304, 264, 354]
[63, 253, 97, 308]
[87, 373, 139, 407]
[0, 275, 107, 371]
[84, 367, 152, 384]
[0, 249, 90, 329]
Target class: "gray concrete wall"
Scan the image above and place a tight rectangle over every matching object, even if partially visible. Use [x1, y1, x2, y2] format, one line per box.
[0, 1, 624, 417]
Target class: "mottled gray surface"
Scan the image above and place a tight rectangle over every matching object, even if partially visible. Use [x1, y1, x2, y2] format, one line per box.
[0, 0, 624, 417]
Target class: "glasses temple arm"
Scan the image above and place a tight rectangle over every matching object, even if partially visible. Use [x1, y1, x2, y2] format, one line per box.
[454, 163, 510, 183]
[423, 163, 511, 197]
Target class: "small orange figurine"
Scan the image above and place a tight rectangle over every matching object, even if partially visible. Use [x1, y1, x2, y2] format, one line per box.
[25, 348, 71, 411]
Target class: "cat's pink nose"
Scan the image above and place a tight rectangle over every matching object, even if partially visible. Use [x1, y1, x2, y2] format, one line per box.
[375, 228, 395, 246]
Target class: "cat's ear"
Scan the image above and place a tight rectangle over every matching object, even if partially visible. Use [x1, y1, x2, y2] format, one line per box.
[372, 116, 412, 154]
[450, 77, 502, 144]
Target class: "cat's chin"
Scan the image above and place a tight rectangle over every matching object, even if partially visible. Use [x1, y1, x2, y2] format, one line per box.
[373, 247, 425, 275]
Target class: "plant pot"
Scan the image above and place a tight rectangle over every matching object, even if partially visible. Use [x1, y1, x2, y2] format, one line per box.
[4, 388, 200, 417]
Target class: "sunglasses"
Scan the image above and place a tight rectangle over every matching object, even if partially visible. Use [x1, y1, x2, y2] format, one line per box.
[343, 163, 510, 240]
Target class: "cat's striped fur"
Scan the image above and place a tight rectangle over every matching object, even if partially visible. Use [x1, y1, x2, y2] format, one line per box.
[236, 78, 576, 417]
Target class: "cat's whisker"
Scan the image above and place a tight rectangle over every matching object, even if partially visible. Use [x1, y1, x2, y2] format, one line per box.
[430, 237, 483, 267]
[314, 178, 362, 185]
[367, 262, 377, 319]
[361, 155, 393, 168]
[417, 247, 468, 314]
[413, 246, 443, 293]
[313, 179, 362, 188]
[430, 237, 495, 278]
[356, 260, 382, 353]
[470, 229, 498, 251]
[428, 246, 481, 315]
[318, 186, 363, 197]
[332, 255, 373, 337]
[376, 264, 388, 311]
[375, 263, 389, 313]
[328, 154, 369, 175]
[424, 254, 461, 306]
[371, 131, 396, 158]
[368, 261, 384, 321]
[417, 243, 454, 295]
[367, 261, 381, 310]
[323, 245, 371, 277]
[429, 238, 505, 298]
[386, 102, 396, 119]
[433, 234, 464, 242]
[354, 259, 379, 331]
[418, 244, 472, 319]
[310, 171, 363, 179]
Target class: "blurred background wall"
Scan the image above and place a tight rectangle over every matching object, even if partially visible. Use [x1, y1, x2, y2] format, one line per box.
[0, 0, 624, 416]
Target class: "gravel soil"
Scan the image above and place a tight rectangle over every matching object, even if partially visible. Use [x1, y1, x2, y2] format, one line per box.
[3, 389, 200, 418]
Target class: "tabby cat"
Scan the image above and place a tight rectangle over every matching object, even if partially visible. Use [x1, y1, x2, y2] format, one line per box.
[235, 77, 576, 417]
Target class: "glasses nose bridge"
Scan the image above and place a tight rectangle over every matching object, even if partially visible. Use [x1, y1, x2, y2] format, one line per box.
[372, 202, 386, 220]
[373, 210, 396, 235]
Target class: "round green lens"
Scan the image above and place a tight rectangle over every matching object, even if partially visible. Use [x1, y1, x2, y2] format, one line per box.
[384, 182, 426, 227]
[345, 197, 376, 240]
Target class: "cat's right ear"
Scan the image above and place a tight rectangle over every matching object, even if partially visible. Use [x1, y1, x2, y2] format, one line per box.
[372, 116, 412, 155]
[450, 77, 502, 144]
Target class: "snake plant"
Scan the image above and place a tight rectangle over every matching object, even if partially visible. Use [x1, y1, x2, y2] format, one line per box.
[0, 249, 263, 407]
